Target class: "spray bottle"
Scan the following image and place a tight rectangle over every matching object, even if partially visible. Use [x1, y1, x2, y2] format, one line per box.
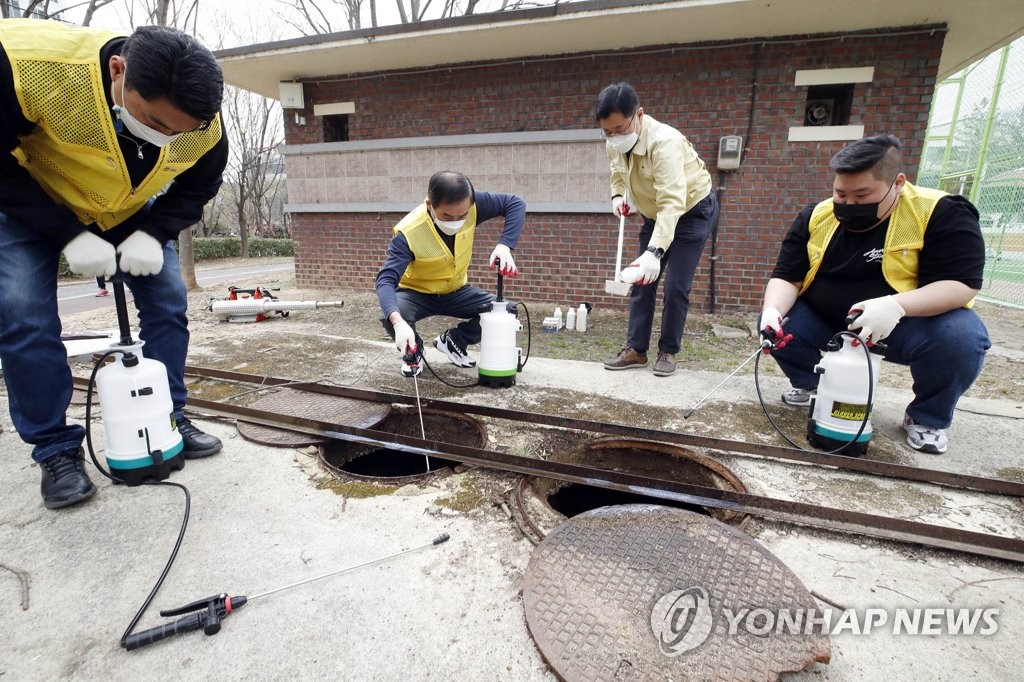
[477, 259, 524, 388]
[95, 278, 184, 485]
[806, 333, 884, 456]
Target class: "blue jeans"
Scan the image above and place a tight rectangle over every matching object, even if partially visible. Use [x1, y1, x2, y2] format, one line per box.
[0, 210, 190, 463]
[381, 284, 495, 349]
[627, 192, 718, 355]
[769, 298, 990, 428]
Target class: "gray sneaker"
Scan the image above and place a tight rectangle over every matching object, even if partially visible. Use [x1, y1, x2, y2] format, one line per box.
[903, 414, 947, 454]
[782, 387, 815, 407]
[652, 352, 677, 377]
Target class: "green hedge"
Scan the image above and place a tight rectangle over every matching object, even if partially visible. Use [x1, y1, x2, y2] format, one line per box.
[58, 238, 294, 277]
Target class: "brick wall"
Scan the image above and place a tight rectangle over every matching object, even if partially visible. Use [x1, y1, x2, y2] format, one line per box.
[285, 27, 944, 312]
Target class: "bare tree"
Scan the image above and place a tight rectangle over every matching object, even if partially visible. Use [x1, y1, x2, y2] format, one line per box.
[279, 0, 365, 32]
[221, 85, 285, 258]
[1, 0, 116, 22]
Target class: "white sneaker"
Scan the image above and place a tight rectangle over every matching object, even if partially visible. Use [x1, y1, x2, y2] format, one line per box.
[782, 387, 815, 407]
[903, 414, 947, 454]
[433, 331, 476, 368]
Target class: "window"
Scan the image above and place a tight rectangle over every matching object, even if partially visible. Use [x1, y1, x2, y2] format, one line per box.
[804, 84, 854, 127]
[323, 114, 349, 143]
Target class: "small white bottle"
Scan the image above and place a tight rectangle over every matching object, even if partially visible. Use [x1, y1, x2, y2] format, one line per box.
[566, 307, 576, 331]
[553, 306, 563, 330]
[576, 303, 588, 332]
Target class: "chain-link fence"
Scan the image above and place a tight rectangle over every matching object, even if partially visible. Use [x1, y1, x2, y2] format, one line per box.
[919, 37, 1024, 307]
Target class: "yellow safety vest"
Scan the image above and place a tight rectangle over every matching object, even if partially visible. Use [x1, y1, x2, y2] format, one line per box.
[802, 182, 972, 305]
[395, 203, 478, 294]
[0, 19, 222, 229]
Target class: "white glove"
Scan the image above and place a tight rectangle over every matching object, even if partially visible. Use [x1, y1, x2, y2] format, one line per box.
[117, 231, 164, 277]
[62, 232, 116, 277]
[759, 307, 783, 335]
[848, 295, 905, 343]
[622, 250, 661, 285]
[489, 244, 518, 277]
[392, 318, 417, 354]
[611, 196, 632, 217]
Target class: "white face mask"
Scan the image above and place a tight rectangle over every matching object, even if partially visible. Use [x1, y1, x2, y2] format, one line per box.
[608, 131, 639, 154]
[433, 215, 466, 236]
[113, 68, 183, 148]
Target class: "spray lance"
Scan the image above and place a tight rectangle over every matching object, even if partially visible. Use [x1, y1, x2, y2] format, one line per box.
[122, 533, 451, 650]
[682, 318, 791, 419]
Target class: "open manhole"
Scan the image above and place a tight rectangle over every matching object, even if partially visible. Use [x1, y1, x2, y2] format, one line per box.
[521, 438, 748, 529]
[319, 407, 486, 484]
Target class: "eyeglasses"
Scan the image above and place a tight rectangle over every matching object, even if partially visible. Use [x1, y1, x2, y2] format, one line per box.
[602, 114, 637, 138]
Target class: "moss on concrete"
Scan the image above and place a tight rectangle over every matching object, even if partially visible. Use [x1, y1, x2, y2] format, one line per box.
[435, 476, 485, 512]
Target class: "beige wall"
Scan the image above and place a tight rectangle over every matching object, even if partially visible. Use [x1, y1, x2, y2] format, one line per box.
[282, 135, 611, 210]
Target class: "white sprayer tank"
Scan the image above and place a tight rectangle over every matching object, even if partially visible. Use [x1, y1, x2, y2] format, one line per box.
[478, 303, 522, 388]
[808, 336, 882, 455]
[96, 342, 184, 485]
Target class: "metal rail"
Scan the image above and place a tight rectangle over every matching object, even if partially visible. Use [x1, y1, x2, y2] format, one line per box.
[181, 366, 1024, 497]
[172, 394, 1024, 564]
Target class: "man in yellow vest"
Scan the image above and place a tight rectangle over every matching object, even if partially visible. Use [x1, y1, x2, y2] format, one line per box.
[759, 135, 990, 455]
[0, 21, 227, 509]
[376, 171, 524, 377]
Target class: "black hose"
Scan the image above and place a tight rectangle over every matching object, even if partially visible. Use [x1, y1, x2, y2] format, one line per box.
[754, 330, 875, 456]
[83, 349, 192, 648]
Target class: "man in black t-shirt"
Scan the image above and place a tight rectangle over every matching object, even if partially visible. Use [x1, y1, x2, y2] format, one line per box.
[758, 135, 990, 455]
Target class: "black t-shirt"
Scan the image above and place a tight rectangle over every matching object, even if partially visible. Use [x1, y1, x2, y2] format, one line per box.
[771, 195, 985, 330]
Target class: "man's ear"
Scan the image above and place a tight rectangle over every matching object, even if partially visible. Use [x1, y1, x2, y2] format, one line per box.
[894, 172, 908, 193]
[108, 54, 125, 81]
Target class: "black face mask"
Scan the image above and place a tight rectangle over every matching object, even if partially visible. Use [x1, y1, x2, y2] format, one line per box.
[832, 201, 883, 230]
[832, 178, 898, 231]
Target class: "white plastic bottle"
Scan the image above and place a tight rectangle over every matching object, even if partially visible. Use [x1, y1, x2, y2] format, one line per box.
[554, 306, 563, 330]
[576, 304, 588, 332]
[566, 307, 576, 331]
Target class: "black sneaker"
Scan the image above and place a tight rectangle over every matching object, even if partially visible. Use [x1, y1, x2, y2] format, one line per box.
[40, 447, 97, 510]
[433, 331, 476, 368]
[178, 417, 223, 459]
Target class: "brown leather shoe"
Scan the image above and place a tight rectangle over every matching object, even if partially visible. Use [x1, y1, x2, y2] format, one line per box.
[652, 351, 677, 376]
[604, 347, 648, 370]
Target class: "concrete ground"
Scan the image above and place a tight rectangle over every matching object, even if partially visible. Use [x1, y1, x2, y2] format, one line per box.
[1, 275, 1022, 681]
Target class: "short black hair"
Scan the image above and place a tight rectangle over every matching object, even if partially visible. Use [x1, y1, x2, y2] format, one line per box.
[427, 171, 475, 207]
[594, 82, 640, 121]
[829, 135, 904, 181]
[121, 25, 223, 128]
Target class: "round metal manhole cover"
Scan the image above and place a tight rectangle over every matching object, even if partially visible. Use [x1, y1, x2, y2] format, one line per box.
[523, 505, 830, 682]
[236, 388, 391, 447]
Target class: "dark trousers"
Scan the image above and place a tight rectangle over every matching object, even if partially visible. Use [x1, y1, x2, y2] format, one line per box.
[626, 191, 718, 355]
[380, 284, 495, 350]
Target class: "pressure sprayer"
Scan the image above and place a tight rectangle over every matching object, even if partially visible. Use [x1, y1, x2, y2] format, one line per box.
[806, 330, 885, 456]
[476, 259, 529, 388]
[94, 276, 184, 484]
[683, 314, 882, 456]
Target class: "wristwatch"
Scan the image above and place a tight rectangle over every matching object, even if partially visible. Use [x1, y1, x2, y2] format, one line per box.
[646, 246, 666, 259]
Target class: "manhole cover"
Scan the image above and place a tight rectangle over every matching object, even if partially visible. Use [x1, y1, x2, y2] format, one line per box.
[70, 387, 100, 406]
[237, 388, 391, 447]
[523, 505, 829, 682]
[320, 407, 485, 483]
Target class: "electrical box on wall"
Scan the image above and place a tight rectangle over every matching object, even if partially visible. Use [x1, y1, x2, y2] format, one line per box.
[717, 135, 743, 171]
[278, 82, 304, 109]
